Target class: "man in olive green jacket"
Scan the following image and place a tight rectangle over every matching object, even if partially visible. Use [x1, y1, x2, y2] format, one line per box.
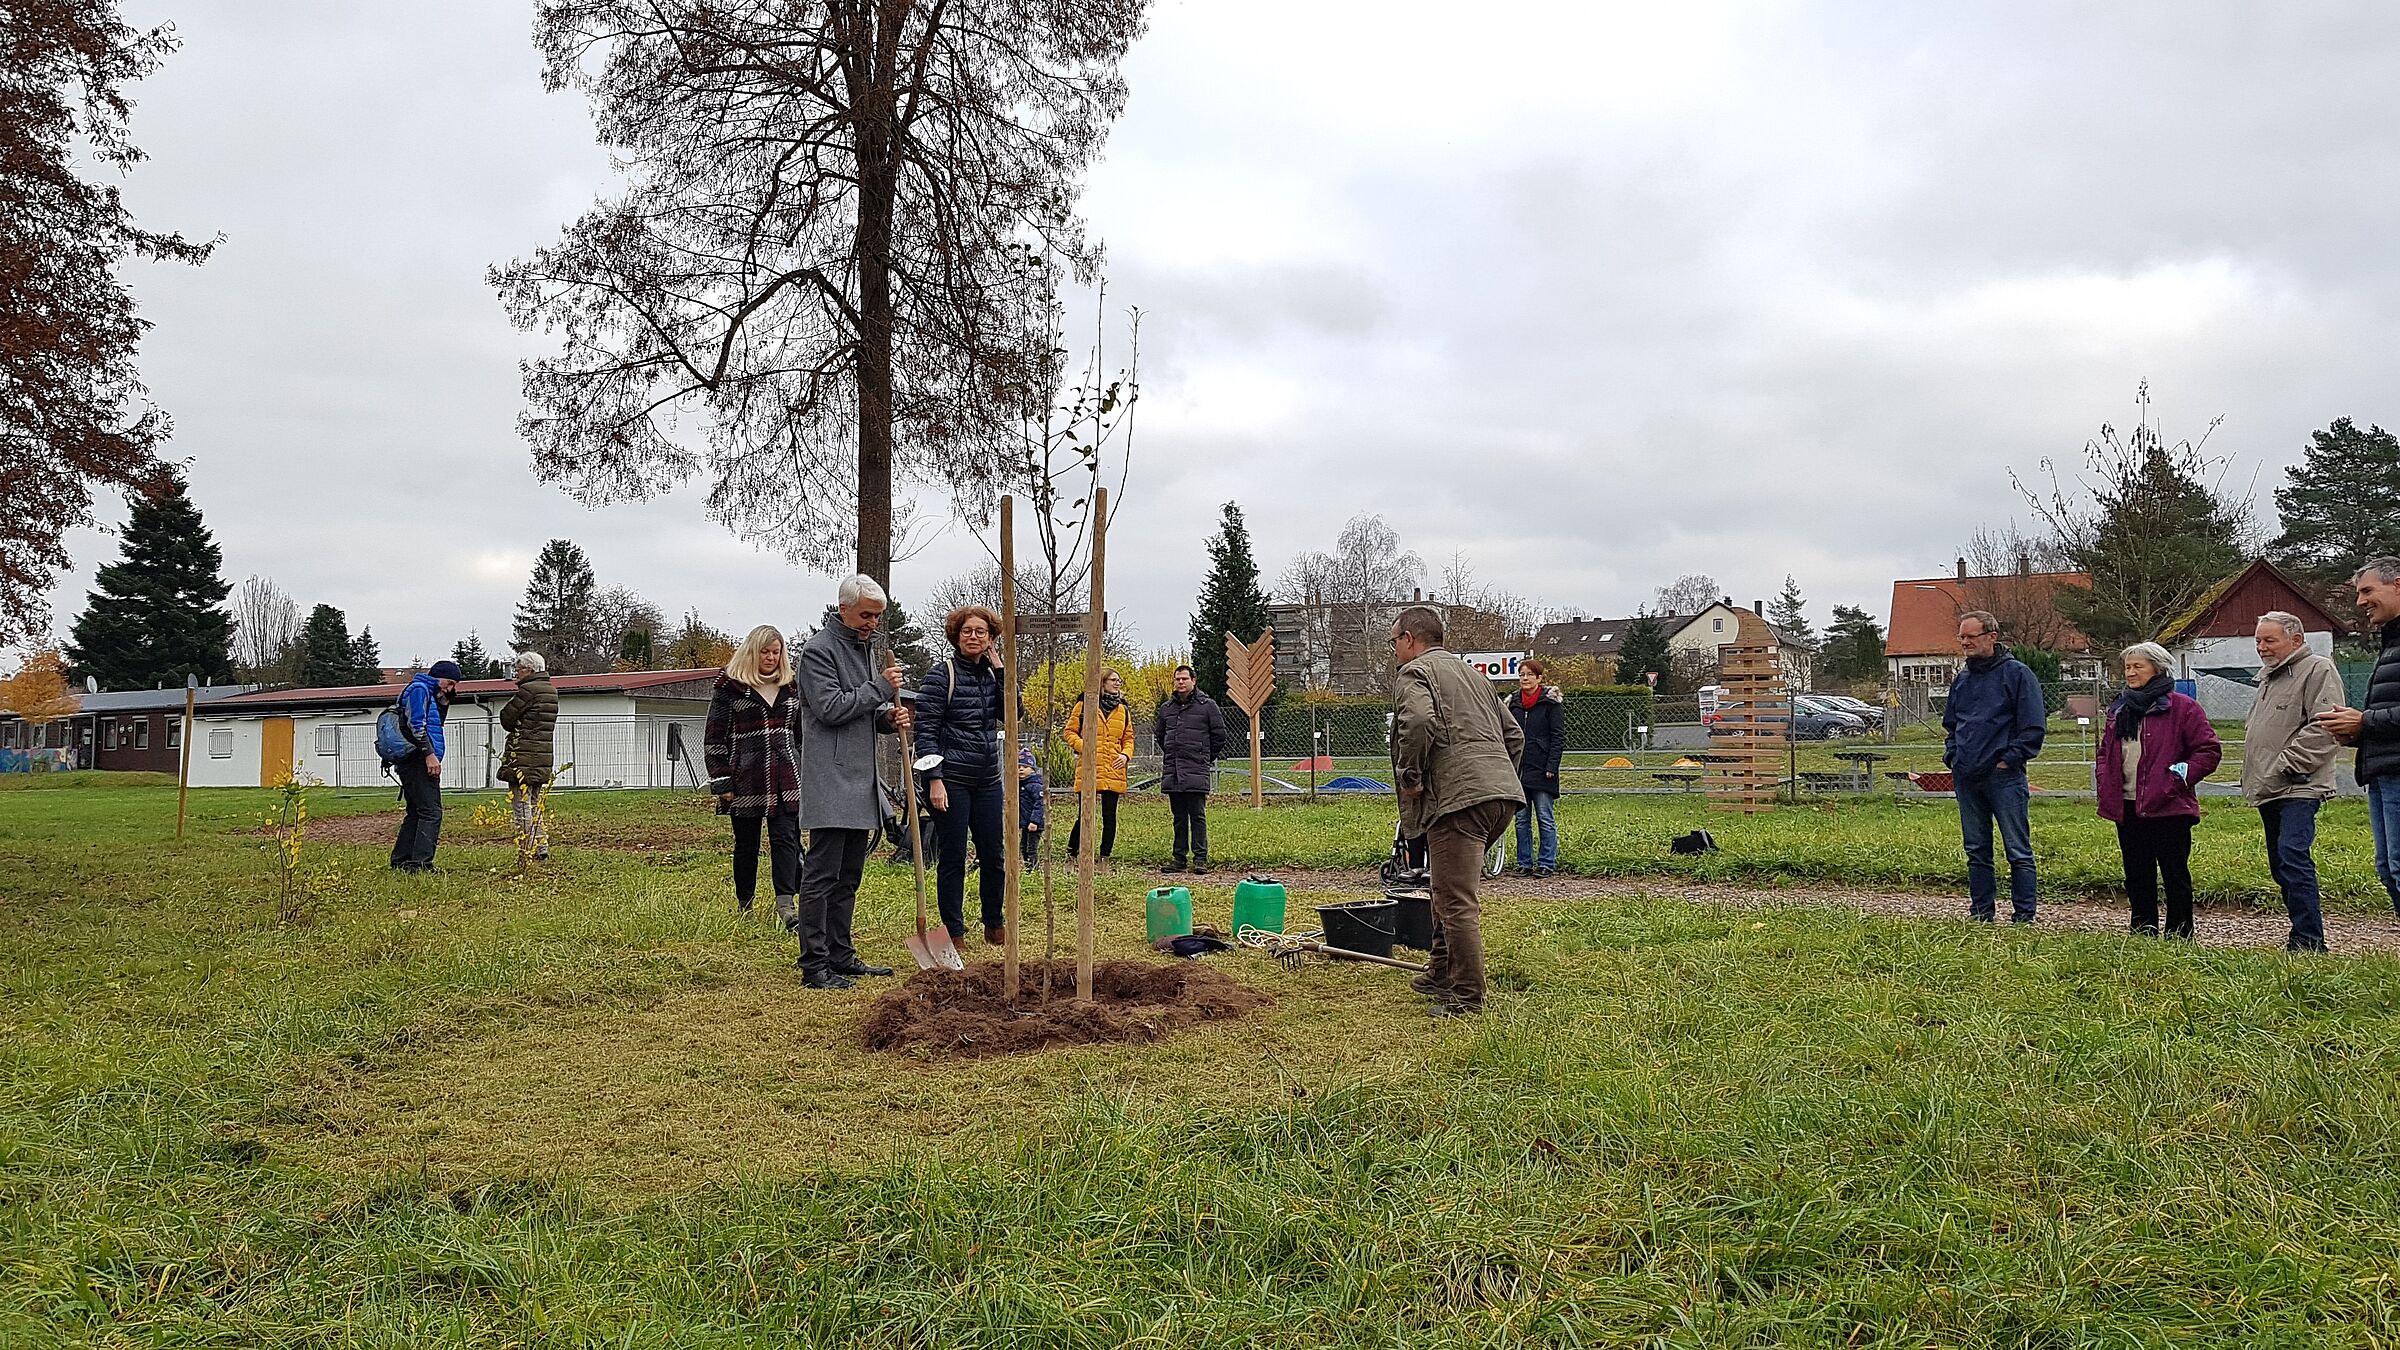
[2243, 613, 2345, 951]
[1390, 604, 1524, 1015]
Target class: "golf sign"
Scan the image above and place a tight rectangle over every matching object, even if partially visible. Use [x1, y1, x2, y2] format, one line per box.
[1464, 652, 1526, 682]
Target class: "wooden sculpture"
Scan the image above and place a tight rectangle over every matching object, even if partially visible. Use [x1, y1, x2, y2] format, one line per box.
[1224, 630, 1277, 808]
[1705, 607, 1787, 815]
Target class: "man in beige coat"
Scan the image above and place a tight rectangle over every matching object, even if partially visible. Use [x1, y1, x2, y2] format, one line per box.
[2244, 611, 2346, 952]
[1390, 605, 1524, 1016]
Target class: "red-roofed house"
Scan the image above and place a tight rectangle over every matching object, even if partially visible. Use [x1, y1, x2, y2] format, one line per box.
[189, 668, 719, 789]
[2156, 558, 2350, 674]
[1885, 561, 2100, 688]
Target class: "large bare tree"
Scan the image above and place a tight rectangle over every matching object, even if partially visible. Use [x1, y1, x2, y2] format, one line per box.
[491, 0, 1149, 588]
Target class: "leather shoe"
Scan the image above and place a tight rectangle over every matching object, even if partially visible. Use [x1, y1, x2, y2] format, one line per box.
[1409, 972, 1450, 997]
[799, 967, 855, 990]
[834, 962, 895, 978]
[1161, 860, 1186, 874]
[984, 926, 1005, 946]
[1189, 860, 1210, 876]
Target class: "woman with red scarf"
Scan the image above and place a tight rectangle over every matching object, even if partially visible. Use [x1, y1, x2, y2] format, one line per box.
[1508, 658, 1566, 875]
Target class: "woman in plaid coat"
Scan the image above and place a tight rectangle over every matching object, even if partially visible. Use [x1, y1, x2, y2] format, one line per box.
[706, 625, 806, 926]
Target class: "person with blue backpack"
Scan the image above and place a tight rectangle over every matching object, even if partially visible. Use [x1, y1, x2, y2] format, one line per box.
[383, 660, 461, 872]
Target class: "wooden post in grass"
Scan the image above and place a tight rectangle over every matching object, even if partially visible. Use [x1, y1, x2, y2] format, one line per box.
[1076, 488, 1107, 1003]
[1705, 609, 1785, 815]
[1225, 631, 1276, 808]
[175, 675, 196, 838]
[999, 496, 1022, 1003]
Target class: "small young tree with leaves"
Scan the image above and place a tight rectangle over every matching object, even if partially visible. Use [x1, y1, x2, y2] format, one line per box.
[1188, 503, 1274, 706]
[512, 539, 599, 675]
[660, 609, 735, 669]
[64, 472, 233, 690]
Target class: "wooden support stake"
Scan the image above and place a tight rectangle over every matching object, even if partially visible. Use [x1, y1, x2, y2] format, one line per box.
[175, 679, 196, 839]
[1000, 495, 1021, 1003]
[1076, 487, 1107, 1004]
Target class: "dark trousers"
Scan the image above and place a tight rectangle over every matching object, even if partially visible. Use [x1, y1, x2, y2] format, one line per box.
[1067, 789, 1120, 858]
[931, 779, 1005, 939]
[2117, 810, 2196, 937]
[1168, 791, 1209, 863]
[2260, 798, 2325, 952]
[1022, 827, 1042, 866]
[1424, 799, 1517, 1009]
[798, 827, 871, 975]
[730, 812, 802, 905]
[390, 755, 443, 870]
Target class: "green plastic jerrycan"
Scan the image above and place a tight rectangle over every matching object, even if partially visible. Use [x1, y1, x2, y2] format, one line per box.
[1145, 886, 1193, 942]
[1231, 876, 1288, 936]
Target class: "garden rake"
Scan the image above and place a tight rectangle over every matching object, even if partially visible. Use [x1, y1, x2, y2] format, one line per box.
[1235, 926, 1428, 974]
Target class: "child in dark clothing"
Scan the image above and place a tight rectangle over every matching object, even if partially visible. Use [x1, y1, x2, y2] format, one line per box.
[1017, 746, 1047, 865]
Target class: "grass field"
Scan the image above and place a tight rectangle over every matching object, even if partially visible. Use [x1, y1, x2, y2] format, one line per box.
[8, 780, 2400, 1345]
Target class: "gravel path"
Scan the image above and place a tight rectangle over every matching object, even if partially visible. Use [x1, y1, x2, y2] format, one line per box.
[1185, 868, 2400, 956]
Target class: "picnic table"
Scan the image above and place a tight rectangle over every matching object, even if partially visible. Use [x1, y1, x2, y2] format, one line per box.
[1830, 750, 1889, 791]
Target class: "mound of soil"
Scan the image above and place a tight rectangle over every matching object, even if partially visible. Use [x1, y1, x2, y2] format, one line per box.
[859, 959, 1271, 1059]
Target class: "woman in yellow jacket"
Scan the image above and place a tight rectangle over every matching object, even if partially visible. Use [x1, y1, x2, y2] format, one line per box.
[1064, 667, 1136, 862]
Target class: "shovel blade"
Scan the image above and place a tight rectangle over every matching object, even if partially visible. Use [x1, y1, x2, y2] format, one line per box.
[904, 931, 943, 971]
[924, 928, 966, 971]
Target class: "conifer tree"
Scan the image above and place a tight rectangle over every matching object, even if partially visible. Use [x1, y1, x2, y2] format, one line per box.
[1613, 611, 1673, 690]
[882, 599, 937, 682]
[2269, 417, 2400, 600]
[350, 628, 384, 684]
[294, 605, 359, 687]
[64, 473, 233, 689]
[512, 539, 599, 674]
[1187, 503, 1274, 704]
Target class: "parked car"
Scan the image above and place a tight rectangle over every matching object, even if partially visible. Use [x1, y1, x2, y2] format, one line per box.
[1792, 695, 1871, 737]
[1809, 693, 1885, 729]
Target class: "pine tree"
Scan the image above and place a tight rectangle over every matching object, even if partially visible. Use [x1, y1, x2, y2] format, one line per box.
[512, 539, 599, 674]
[2269, 417, 2400, 596]
[350, 628, 385, 683]
[294, 605, 359, 686]
[883, 600, 936, 682]
[63, 473, 233, 690]
[1187, 502, 1275, 705]
[1766, 574, 1815, 647]
[2056, 435, 2246, 650]
[1821, 605, 1885, 683]
[451, 632, 505, 680]
[1614, 612, 1672, 689]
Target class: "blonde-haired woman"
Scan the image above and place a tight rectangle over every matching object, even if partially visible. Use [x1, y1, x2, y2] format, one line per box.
[706, 625, 806, 925]
[1064, 667, 1135, 865]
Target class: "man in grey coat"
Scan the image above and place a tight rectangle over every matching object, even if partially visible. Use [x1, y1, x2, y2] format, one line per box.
[1389, 605, 1524, 1018]
[794, 574, 914, 990]
[2244, 611, 2345, 952]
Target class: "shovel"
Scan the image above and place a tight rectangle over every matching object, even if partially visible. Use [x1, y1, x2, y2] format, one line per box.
[901, 751, 965, 971]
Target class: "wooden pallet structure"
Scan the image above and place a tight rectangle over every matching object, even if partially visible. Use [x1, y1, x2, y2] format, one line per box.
[1705, 609, 1787, 814]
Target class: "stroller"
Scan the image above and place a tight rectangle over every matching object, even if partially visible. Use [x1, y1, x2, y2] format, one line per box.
[1378, 817, 1507, 888]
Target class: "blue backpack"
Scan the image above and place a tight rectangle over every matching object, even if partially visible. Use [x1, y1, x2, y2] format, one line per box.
[375, 692, 423, 765]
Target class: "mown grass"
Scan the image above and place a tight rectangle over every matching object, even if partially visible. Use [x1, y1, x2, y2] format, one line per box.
[7, 783, 2400, 1345]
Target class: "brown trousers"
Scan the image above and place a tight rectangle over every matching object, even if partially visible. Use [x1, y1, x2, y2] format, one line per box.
[1423, 797, 1519, 1007]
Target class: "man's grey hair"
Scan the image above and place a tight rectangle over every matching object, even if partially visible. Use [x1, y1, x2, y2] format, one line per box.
[512, 650, 546, 675]
[2355, 557, 2400, 587]
[2121, 641, 2174, 675]
[837, 574, 888, 607]
[1957, 609, 2000, 635]
[1392, 605, 1445, 645]
[2256, 611, 2305, 638]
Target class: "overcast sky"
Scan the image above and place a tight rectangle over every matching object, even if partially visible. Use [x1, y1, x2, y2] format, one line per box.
[38, 1, 2400, 667]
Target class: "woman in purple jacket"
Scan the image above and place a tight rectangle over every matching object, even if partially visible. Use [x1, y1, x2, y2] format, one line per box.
[2095, 641, 2222, 938]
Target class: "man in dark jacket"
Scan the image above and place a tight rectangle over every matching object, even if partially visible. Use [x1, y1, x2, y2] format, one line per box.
[794, 576, 913, 990]
[390, 660, 461, 873]
[1942, 611, 2046, 923]
[2316, 557, 2400, 915]
[499, 651, 558, 863]
[1154, 664, 1228, 874]
[1506, 658, 1566, 876]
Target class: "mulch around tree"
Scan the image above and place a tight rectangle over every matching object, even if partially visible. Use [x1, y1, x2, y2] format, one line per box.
[859, 959, 1272, 1059]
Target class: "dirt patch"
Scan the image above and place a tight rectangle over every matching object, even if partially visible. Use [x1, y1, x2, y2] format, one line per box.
[860, 959, 1272, 1059]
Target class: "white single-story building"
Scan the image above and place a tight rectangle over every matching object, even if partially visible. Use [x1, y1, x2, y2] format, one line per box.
[190, 669, 718, 790]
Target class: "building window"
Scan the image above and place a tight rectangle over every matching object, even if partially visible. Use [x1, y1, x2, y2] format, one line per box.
[167, 721, 181, 749]
[208, 729, 233, 759]
[133, 720, 149, 750]
[1712, 618, 1724, 632]
[101, 720, 116, 750]
[314, 725, 340, 756]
